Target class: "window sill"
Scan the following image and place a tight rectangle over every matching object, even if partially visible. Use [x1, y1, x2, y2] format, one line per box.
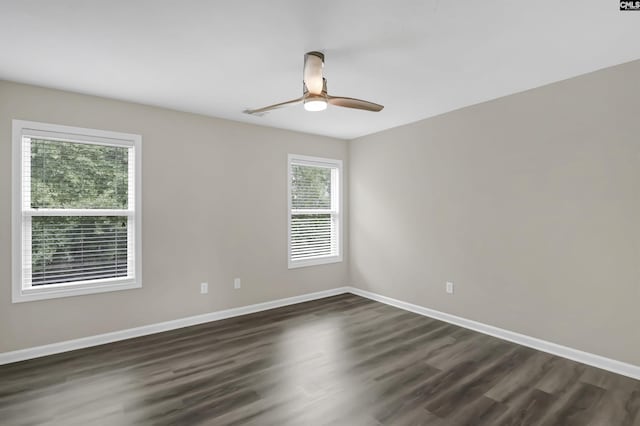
[12, 278, 141, 303]
[288, 256, 343, 269]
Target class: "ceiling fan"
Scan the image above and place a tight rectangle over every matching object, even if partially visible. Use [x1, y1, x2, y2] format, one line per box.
[243, 51, 384, 115]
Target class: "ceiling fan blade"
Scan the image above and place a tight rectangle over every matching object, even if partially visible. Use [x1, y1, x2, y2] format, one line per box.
[328, 96, 384, 112]
[303, 51, 324, 95]
[243, 97, 303, 115]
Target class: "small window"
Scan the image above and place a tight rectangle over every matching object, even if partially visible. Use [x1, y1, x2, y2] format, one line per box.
[288, 154, 342, 268]
[12, 120, 142, 302]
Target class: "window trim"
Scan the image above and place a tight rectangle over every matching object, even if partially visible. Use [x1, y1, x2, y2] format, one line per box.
[12, 120, 142, 303]
[287, 154, 343, 269]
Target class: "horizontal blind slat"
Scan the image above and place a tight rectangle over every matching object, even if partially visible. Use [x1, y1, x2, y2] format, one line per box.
[28, 216, 129, 286]
[289, 213, 337, 261]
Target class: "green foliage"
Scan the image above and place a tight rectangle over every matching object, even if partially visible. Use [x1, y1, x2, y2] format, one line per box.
[291, 164, 331, 209]
[30, 139, 128, 209]
[29, 139, 130, 285]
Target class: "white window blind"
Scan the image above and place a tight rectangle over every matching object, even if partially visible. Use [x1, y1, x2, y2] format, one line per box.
[12, 120, 142, 303]
[288, 155, 342, 268]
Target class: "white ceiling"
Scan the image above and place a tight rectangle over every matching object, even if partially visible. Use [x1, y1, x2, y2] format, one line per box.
[1, 1, 639, 140]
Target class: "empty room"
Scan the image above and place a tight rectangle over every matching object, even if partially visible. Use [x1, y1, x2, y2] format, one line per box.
[1, 1, 639, 425]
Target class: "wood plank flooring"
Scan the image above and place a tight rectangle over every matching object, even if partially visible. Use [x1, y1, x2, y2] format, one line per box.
[0, 294, 638, 425]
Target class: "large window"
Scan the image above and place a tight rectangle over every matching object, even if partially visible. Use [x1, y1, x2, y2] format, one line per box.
[288, 154, 342, 268]
[12, 120, 142, 302]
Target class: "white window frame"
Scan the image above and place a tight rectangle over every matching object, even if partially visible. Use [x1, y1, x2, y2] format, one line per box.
[287, 154, 343, 269]
[12, 120, 142, 303]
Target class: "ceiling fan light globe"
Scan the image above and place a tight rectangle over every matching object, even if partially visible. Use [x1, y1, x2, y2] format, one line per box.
[304, 99, 327, 112]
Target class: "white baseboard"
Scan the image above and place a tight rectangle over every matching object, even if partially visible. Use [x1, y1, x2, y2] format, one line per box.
[0, 287, 350, 365]
[347, 286, 640, 381]
[3, 285, 639, 381]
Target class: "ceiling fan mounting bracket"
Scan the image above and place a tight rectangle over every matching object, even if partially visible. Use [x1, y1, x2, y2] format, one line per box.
[306, 51, 325, 61]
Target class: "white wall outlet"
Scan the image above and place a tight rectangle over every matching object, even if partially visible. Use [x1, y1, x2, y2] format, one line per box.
[200, 282, 208, 294]
[234, 278, 241, 289]
[446, 281, 454, 294]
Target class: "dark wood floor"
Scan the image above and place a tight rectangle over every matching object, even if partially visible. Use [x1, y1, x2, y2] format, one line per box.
[1, 294, 638, 425]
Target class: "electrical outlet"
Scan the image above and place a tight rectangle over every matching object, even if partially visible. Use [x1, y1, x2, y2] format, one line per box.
[446, 281, 454, 294]
[234, 278, 241, 289]
[200, 282, 208, 294]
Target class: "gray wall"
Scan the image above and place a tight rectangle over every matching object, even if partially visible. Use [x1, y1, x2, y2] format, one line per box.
[3, 60, 640, 366]
[0, 81, 349, 353]
[349, 60, 640, 365]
